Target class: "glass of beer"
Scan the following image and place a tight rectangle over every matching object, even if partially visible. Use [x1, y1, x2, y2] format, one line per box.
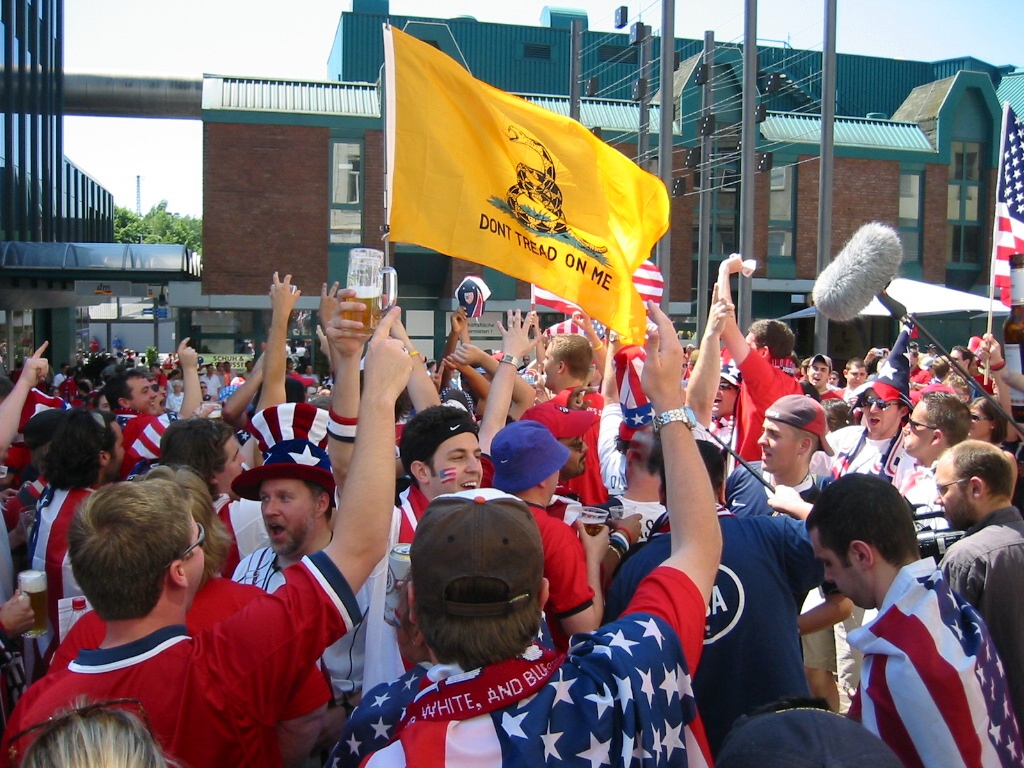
[18, 570, 48, 637]
[579, 507, 610, 536]
[343, 248, 397, 329]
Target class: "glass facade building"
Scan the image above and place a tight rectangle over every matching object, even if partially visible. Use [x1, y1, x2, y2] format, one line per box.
[2, 0, 112, 242]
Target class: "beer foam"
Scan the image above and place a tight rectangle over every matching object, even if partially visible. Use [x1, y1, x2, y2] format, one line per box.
[349, 285, 382, 300]
[19, 570, 46, 592]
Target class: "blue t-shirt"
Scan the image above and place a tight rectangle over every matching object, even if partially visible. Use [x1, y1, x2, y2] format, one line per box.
[607, 513, 822, 756]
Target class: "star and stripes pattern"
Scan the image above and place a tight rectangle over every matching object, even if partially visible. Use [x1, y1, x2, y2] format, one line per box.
[992, 104, 1024, 306]
[248, 403, 331, 452]
[532, 260, 665, 318]
[18, 388, 70, 432]
[330, 613, 709, 768]
[614, 346, 653, 433]
[849, 560, 1023, 767]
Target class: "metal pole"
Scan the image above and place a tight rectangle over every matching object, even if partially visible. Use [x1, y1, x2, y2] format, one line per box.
[656, 0, 675, 312]
[696, 31, 715, 336]
[637, 26, 652, 167]
[569, 19, 583, 122]
[815, 0, 837, 354]
[738, 0, 758, 331]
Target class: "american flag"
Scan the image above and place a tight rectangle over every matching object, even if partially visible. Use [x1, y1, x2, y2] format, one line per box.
[992, 104, 1024, 306]
[849, 560, 1023, 767]
[532, 260, 666, 317]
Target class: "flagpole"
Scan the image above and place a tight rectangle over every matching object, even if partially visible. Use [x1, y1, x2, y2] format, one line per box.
[984, 102, 1012, 385]
[656, 0, 675, 313]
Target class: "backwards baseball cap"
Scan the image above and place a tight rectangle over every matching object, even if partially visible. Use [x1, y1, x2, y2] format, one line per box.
[491, 420, 570, 494]
[411, 488, 543, 618]
[521, 402, 597, 439]
[765, 394, 833, 456]
[810, 353, 833, 371]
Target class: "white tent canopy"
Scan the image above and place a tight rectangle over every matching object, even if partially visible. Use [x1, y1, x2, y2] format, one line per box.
[778, 278, 1009, 320]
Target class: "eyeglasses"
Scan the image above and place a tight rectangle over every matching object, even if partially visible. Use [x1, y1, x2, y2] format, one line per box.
[935, 477, 969, 495]
[907, 416, 938, 432]
[862, 399, 899, 411]
[179, 522, 205, 561]
[561, 437, 585, 452]
[7, 698, 151, 763]
[718, 382, 739, 391]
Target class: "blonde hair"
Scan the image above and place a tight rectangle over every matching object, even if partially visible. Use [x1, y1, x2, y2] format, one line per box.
[19, 699, 172, 768]
[142, 466, 231, 582]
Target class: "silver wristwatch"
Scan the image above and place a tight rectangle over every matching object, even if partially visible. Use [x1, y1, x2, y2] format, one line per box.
[652, 406, 697, 432]
[499, 353, 524, 368]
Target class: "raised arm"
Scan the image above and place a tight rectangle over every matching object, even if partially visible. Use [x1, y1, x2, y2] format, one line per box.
[176, 337, 203, 418]
[0, 342, 48, 455]
[477, 310, 537, 453]
[643, 303, 722, 603]
[323, 308, 412, 592]
[716, 254, 752, 366]
[256, 273, 301, 412]
[388, 313, 441, 412]
[221, 355, 264, 429]
[322, 284, 371, 496]
[688, 287, 732, 427]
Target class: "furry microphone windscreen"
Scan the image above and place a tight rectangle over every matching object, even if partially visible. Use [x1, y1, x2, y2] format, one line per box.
[811, 222, 904, 322]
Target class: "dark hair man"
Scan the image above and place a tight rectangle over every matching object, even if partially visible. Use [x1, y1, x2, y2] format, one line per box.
[806, 474, 1022, 766]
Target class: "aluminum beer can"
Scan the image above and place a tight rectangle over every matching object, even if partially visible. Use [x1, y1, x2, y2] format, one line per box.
[384, 543, 412, 628]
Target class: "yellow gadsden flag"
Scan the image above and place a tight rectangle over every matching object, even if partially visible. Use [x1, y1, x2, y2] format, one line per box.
[383, 25, 669, 343]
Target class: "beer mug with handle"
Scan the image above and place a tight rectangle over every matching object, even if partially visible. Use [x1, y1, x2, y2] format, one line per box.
[343, 248, 397, 329]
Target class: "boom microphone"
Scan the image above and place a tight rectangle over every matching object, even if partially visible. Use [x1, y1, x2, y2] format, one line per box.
[812, 222, 904, 322]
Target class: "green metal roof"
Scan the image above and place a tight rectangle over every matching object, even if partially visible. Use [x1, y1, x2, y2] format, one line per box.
[997, 72, 1024, 116]
[760, 112, 933, 151]
[521, 94, 666, 134]
[202, 76, 380, 117]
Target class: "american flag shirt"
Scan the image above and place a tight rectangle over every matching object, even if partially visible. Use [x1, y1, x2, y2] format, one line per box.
[850, 558, 1023, 767]
[331, 567, 712, 768]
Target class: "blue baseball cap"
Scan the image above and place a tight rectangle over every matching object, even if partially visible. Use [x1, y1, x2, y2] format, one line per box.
[491, 421, 569, 494]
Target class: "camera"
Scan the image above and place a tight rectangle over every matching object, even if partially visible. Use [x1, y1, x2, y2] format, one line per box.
[917, 528, 965, 563]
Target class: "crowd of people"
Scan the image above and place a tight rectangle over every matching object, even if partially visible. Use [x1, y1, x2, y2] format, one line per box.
[0, 262, 1018, 767]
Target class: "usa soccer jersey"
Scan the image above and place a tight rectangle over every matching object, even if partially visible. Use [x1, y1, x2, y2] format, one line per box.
[3, 552, 359, 768]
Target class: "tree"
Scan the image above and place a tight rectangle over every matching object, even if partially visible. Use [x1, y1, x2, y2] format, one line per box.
[114, 202, 202, 253]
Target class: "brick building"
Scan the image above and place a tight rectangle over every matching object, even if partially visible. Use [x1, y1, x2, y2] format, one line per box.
[186, 1, 1023, 360]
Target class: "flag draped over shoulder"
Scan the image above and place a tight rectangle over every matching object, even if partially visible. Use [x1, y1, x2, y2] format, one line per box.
[992, 104, 1024, 305]
[383, 25, 669, 344]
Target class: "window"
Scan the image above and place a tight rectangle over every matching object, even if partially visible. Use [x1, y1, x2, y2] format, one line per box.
[522, 43, 551, 61]
[330, 141, 362, 245]
[768, 165, 795, 257]
[899, 172, 922, 263]
[947, 141, 983, 264]
[598, 45, 638, 65]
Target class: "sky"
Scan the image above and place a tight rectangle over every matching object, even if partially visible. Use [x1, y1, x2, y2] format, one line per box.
[63, 0, 1022, 218]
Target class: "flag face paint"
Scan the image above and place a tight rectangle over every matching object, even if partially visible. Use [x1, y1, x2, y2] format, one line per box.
[439, 467, 458, 483]
[384, 25, 669, 344]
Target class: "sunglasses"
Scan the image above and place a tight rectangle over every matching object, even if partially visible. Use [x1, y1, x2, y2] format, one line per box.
[862, 399, 900, 411]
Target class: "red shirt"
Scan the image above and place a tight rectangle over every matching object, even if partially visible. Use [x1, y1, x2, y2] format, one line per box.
[551, 390, 609, 505]
[49, 577, 331, 721]
[526, 503, 595, 652]
[3, 554, 356, 768]
[734, 352, 802, 462]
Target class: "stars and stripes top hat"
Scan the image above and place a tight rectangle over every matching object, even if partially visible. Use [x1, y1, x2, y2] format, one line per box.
[247, 403, 330, 453]
[233, 403, 335, 501]
[864, 327, 912, 406]
[614, 345, 653, 440]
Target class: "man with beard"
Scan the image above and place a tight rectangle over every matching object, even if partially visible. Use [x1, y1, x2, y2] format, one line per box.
[935, 440, 1024, 729]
